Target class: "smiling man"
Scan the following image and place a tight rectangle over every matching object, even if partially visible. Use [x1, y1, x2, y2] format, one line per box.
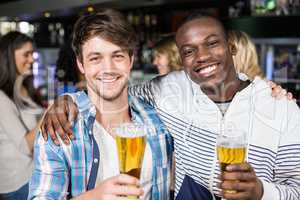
[175, 15, 249, 103]
[131, 12, 300, 200]
[28, 9, 172, 200]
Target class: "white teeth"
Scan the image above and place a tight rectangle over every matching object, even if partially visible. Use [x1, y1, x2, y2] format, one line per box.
[99, 77, 117, 83]
[199, 65, 216, 74]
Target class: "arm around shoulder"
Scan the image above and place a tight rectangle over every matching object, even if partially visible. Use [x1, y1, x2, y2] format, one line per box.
[129, 76, 165, 107]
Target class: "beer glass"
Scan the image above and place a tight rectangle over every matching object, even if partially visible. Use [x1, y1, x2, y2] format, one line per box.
[216, 129, 247, 199]
[114, 123, 147, 199]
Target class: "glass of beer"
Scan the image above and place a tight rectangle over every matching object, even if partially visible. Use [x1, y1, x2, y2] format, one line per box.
[216, 129, 247, 199]
[114, 123, 147, 199]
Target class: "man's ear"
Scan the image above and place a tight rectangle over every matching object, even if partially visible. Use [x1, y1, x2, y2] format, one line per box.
[129, 55, 134, 70]
[76, 58, 85, 74]
[229, 42, 237, 56]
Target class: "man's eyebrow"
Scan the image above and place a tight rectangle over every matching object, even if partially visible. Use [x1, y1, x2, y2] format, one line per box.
[179, 44, 193, 50]
[86, 49, 127, 57]
[179, 34, 221, 49]
[112, 49, 126, 54]
[205, 34, 220, 40]
[87, 52, 101, 58]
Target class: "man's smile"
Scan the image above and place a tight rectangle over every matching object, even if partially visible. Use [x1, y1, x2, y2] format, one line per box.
[194, 63, 219, 77]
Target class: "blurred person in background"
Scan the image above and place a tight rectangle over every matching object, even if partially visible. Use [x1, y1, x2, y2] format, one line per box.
[152, 35, 182, 75]
[228, 30, 264, 80]
[0, 31, 43, 200]
[55, 42, 86, 96]
[228, 29, 292, 99]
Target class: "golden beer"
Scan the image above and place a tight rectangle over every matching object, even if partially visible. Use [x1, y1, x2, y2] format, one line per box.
[216, 130, 247, 199]
[114, 123, 147, 199]
[116, 135, 146, 179]
[217, 146, 246, 172]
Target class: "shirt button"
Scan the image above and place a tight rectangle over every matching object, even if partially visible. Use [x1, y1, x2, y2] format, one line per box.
[94, 158, 98, 163]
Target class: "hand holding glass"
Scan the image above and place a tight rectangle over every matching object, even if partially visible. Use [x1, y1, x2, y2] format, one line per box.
[216, 129, 247, 198]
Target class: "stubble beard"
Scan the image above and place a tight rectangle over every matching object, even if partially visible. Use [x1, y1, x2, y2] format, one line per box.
[89, 78, 129, 102]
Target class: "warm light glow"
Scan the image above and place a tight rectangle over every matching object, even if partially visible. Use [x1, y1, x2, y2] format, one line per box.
[32, 62, 39, 75]
[87, 6, 94, 12]
[19, 21, 30, 34]
[44, 12, 51, 18]
[33, 52, 39, 60]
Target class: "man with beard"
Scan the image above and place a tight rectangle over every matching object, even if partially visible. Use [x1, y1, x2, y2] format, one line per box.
[40, 12, 300, 200]
[28, 9, 172, 200]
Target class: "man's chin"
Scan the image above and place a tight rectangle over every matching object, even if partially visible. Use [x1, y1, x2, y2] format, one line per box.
[191, 74, 218, 85]
[197, 77, 225, 90]
[99, 87, 127, 101]
[100, 93, 122, 101]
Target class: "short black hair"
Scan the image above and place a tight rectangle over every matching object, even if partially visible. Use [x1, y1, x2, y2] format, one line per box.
[179, 10, 228, 39]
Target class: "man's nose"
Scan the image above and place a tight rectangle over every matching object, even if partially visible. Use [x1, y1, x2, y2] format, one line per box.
[196, 47, 211, 64]
[101, 57, 115, 70]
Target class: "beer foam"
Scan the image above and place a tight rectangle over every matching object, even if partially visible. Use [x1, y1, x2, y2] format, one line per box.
[113, 123, 148, 138]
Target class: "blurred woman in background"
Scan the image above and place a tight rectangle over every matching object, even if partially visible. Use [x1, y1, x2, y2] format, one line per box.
[228, 30, 264, 80]
[152, 35, 182, 75]
[0, 31, 43, 200]
[228, 30, 293, 99]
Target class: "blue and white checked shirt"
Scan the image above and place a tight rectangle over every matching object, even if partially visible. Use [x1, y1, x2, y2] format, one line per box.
[28, 91, 173, 200]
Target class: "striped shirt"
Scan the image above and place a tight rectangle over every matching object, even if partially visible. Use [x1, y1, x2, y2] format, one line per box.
[130, 71, 300, 200]
[28, 91, 173, 200]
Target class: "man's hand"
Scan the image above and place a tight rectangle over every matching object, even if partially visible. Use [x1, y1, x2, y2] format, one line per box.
[219, 162, 263, 200]
[268, 80, 294, 100]
[41, 95, 78, 145]
[73, 174, 144, 200]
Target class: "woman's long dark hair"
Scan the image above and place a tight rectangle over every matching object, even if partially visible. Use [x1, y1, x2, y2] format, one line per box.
[0, 31, 33, 100]
[55, 42, 79, 85]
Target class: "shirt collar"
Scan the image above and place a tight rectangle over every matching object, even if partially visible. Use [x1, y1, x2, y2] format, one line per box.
[75, 91, 143, 132]
[188, 72, 253, 100]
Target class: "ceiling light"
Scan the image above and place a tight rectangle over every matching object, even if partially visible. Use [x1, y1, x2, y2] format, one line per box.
[87, 6, 94, 13]
[44, 12, 51, 18]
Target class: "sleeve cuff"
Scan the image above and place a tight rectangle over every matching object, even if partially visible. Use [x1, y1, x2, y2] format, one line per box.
[261, 180, 279, 200]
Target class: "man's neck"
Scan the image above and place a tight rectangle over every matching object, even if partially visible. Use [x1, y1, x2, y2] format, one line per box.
[201, 78, 249, 103]
[88, 89, 131, 132]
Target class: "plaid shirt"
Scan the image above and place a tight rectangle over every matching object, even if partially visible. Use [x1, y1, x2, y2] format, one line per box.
[28, 91, 173, 200]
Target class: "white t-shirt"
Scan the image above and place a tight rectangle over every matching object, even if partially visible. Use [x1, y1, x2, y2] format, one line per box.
[93, 121, 153, 200]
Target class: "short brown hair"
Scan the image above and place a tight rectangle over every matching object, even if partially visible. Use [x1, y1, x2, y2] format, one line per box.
[72, 9, 137, 62]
